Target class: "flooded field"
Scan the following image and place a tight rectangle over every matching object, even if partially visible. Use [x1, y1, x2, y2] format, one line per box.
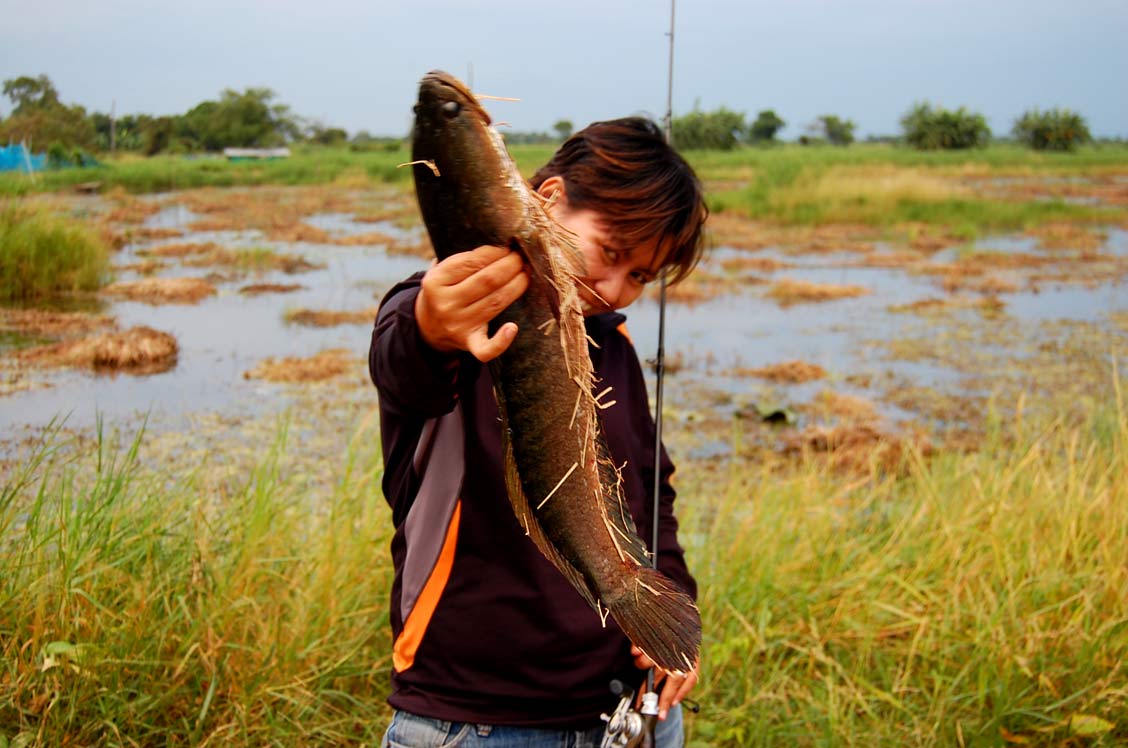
[2, 183, 1127, 471]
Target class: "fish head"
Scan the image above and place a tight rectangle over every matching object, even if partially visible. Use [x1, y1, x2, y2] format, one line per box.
[412, 70, 527, 259]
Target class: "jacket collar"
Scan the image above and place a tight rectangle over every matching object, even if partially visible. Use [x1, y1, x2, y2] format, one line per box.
[584, 311, 627, 343]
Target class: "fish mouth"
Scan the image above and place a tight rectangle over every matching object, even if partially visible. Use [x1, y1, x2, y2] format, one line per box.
[420, 70, 492, 125]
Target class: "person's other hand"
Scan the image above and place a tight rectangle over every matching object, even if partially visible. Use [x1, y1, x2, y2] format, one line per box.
[631, 645, 699, 721]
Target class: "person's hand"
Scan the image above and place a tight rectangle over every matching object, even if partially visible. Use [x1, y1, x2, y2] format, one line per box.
[415, 245, 529, 362]
[631, 645, 699, 721]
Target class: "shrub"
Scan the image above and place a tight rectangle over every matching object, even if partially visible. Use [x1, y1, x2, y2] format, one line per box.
[0, 202, 110, 300]
[672, 107, 747, 150]
[901, 103, 991, 150]
[748, 110, 786, 143]
[1013, 108, 1092, 151]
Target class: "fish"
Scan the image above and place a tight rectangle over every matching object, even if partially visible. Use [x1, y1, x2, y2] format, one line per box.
[409, 70, 700, 674]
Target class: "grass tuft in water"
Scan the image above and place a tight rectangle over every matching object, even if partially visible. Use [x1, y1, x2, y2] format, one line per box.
[0, 202, 111, 301]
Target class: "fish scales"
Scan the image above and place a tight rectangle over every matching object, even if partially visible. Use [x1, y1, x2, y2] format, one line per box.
[410, 70, 701, 674]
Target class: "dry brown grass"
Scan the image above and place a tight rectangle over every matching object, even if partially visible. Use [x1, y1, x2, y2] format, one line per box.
[330, 231, 398, 247]
[386, 237, 434, 259]
[783, 422, 933, 476]
[102, 277, 217, 305]
[890, 295, 1007, 315]
[141, 242, 218, 258]
[766, 277, 871, 306]
[239, 283, 305, 296]
[17, 326, 178, 374]
[113, 259, 168, 276]
[736, 360, 827, 383]
[719, 255, 789, 274]
[808, 390, 880, 421]
[705, 213, 773, 251]
[180, 247, 322, 274]
[851, 250, 926, 269]
[0, 308, 116, 338]
[1027, 222, 1106, 252]
[243, 348, 355, 383]
[284, 307, 379, 327]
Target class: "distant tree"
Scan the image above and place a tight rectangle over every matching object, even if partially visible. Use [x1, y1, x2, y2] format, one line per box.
[553, 119, 573, 141]
[0, 74, 96, 151]
[308, 124, 348, 146]
[816, 115, 856, 146]
[3, 75, 62, 115]
[140, 116, 177, 156]
[748, 109, 785, 143]
[901, 102, 990, 150]
[1012, 108, 1091, 152]
[672, 106, 746, 150]
[178, 87, 299, 151]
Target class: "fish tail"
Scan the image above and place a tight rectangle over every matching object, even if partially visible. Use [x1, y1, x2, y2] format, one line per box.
[605, 568, 701, 676]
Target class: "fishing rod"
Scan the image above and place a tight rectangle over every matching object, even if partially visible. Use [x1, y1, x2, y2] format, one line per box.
[600, 2, 678, 746]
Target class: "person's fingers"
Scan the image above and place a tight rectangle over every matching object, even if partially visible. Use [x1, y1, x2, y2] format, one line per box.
[466, 322, 519, 363]
[429, 246, 522, 295]
[462, 264, 529, 321]
[657, 667, 698, 720]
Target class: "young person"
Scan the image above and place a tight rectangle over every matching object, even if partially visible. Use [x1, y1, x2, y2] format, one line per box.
[369, 116, 708, 748]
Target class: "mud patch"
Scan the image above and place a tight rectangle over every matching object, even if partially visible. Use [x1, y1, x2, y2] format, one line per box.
[766, 277, 870, 306]
[735, 360, 827, 383]
[17, 326, 178, 374]
[783, 422, 932, 475]
[103, 277, 217, 304]
[0, 308, 116, 338]
[284, 307, 380, 327]
[243, 348, 355, 383]
[239, 283, 305, 296]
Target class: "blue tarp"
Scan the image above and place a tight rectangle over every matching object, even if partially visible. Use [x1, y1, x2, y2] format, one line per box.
[0, 143, 47, 173]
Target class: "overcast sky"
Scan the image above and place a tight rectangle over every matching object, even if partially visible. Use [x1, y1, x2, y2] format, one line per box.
[3, 0, 1126, 140]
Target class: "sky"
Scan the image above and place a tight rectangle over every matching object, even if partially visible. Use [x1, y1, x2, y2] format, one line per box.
[3, 0, 1126, 140]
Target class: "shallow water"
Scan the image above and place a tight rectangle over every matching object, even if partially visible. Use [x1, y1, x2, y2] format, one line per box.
[2, 201, 1126, 456]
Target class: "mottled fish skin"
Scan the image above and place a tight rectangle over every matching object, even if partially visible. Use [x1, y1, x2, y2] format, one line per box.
[410, 70, 701, 675]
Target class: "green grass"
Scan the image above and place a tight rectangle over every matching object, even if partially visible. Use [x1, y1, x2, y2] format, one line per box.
[0, 417, 393, 746]
[683, 390, 1128, 747]
[0, 202, 111, 301]
[2, 389, 1126, 746]
[694, 144, 1128, 231]
[4, 142, 1125, 235]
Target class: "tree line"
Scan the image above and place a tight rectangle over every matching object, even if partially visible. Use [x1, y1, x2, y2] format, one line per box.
[0, 74, 1105, 161]
[671, 102, 1097, 152]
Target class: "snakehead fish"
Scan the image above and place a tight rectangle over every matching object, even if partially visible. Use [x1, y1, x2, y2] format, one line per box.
[409, 70, 700, 674]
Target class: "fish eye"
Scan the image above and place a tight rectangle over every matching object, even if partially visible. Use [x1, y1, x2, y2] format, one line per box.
[441, 100, 461, 118]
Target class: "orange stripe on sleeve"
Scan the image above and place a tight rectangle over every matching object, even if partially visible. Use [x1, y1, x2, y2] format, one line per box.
[616, 322, 632, 345]
[392, 500, 462, 672]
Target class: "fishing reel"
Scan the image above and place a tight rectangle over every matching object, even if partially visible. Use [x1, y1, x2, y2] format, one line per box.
[600, 679, 658, 748]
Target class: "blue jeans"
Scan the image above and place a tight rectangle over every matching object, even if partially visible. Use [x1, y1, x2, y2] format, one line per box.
[381, 706, 684, 748]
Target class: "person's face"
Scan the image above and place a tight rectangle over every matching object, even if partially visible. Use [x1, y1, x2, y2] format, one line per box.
[540, 178, 667, 316]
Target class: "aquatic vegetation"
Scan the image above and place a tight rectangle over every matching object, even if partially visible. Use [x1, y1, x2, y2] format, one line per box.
[0, 202, 110, 300]
[102, 277, 217, 304]
[765, 277, 871, 306]
[284, 307, 380, 328]
[736, 360, 828, 383]
[243, 348, 357, 383]
[17, 325, 178, 374]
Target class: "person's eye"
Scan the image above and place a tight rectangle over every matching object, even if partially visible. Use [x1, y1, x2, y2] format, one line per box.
[630, 270, 652, 285]
[602, 246, 620, 264]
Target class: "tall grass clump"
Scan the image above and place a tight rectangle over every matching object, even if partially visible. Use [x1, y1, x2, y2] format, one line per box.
[682, 389, 1128, 747]
[0, 202, 110, 300]
[0, 417, 394, 746]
